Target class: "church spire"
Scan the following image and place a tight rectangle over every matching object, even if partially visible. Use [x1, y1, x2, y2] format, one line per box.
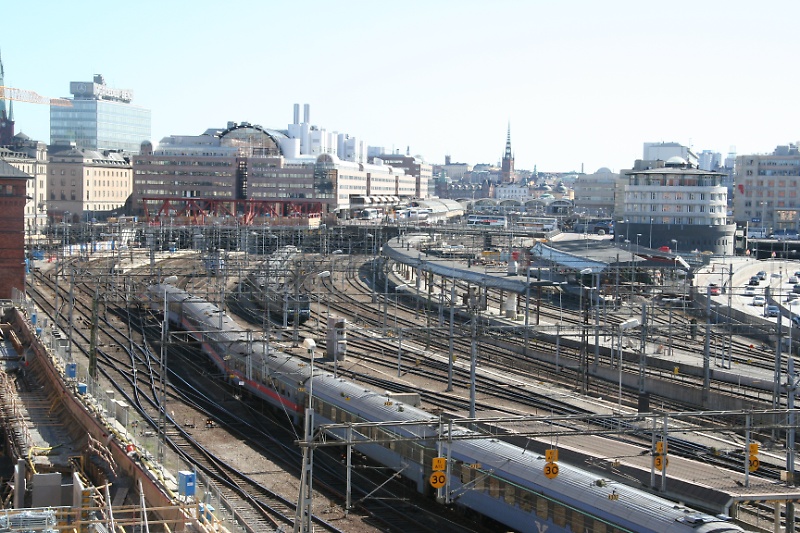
[501, 122, 515, 183]
[0, 48, 7, 121]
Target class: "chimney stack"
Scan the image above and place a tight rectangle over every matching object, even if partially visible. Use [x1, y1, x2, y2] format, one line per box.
[293, 103, 299, 125]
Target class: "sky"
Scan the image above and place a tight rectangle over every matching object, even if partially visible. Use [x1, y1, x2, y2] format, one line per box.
[2, 0, 799, 173]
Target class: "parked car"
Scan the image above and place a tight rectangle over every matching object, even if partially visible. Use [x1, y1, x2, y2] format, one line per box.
[708, 283, 721, 296]
[744, 286, 756, 296]
[749, 276, 761, 286]
[794, 284, 800, 294]
[757, 271, 767, 280]
[793, 315, 800, 328]
[790, 276, 799, 284]
[753, 295, 766, 306]
[767, 305, 780, 317]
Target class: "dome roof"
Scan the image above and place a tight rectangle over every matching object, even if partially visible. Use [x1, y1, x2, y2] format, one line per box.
[666, 156, 687, 165]
[596, 167, 613, 174]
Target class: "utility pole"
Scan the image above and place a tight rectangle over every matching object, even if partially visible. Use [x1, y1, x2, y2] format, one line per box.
[88, 285, 100, 379]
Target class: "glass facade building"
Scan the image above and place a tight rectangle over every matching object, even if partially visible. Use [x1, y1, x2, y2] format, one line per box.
[50, 76, 151, 154]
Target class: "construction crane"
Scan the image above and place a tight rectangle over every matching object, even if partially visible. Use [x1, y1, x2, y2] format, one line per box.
[0, 86, 71, 107]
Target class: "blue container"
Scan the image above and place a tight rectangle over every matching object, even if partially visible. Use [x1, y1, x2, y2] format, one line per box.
[66, 363, 77, 379]
[31, 314, 37, 326]
[178, 471, 196, 497]
[77, 383, 87, 394]
[199, 503, 215, 521]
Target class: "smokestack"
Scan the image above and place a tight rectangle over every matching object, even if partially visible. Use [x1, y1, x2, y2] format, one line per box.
[304, 104, 310, 124]
[293, 104, 299, 125]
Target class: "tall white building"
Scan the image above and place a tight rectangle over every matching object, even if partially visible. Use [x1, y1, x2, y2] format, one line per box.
[617, 157, 734, 255]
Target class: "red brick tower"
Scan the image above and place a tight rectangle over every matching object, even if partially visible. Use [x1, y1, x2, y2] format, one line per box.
[0, 161, 29, 298]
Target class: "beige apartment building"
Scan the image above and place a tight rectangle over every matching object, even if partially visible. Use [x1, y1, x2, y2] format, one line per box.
[0, 137, 48, 237]
[48, 147, 132, 222]
[734, 144, 800, 234]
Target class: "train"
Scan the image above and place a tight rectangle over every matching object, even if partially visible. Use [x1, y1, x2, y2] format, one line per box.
[144, 282, 747, 533]
[248, 246, 310, 325]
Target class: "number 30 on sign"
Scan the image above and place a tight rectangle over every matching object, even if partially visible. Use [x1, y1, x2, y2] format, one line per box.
[429, 471, 446, 489]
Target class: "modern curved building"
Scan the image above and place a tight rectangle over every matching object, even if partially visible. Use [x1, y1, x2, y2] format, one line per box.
[616, 157, 735, 256]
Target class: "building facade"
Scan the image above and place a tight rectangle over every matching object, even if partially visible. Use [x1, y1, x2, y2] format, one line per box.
[50, 75, 151, 154]
[48, 147, 132, 222]
[617, 157, 734, 256]
[572, 167, 619, 217]
[0, 135, 48, 236]
[733, 144, 800, 234]
[133, 121, 418, 220]
[0, 160, 29, 298]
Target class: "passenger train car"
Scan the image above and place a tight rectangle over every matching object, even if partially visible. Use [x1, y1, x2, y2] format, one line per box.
[466, 214, 508, 228]
[144, 283, 747, 533]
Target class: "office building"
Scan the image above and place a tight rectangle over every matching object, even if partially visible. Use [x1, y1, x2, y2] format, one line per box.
[50, 74, 151, 154]
[133, 116, 417, 220]
[733, 144, 800, 234]
[48, 147, 132, 222]
[617, 157, 734, 256]
[572, 167, 620, 218]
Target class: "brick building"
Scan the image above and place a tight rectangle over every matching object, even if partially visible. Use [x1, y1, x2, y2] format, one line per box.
[0, 160, 30, 298]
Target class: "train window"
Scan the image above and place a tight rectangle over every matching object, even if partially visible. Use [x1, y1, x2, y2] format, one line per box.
[594, 520, 607, 533]
[504, 483, 515, 505]
[520, 491, 533, 512]
[489, 477, 499, 498]
[474, 473, 485, 491]
[553, 505, 566, 527]
[460, 464, 472, 484]
[536, 497, 549, 520]
[330, 407, 337, 421]
[569, 512, 584, 532]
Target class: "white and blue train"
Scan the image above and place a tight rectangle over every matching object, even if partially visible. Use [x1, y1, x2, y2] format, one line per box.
[145, 282, 747, 533]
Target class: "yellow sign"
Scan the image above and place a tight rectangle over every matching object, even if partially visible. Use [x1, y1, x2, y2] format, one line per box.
[469, 463, 482, 469]
[656, 441, 667, 455]
[545, 449, 559, 463]
[544, 462, 559, 479]
[429, 471, 446, 489]
[432, 457, 446, 472]
[749, 443, 759, 455]
[748, 455, 760, 472]
[654, 455, 669, 471]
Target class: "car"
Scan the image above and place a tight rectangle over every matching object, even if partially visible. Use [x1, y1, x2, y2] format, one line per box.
[790, 276, 799, 284]
[793, 315, 800, 328]
[757, 271, 767, 280]
[744, 286, 756, 296]
[708, 283, 720, 295]
[795, 270, 800, 278]
[767, 305, 780, 317]
[753, 295, 766, 306]
[794, 284, 800, 294]
[749, 276, 761, 286]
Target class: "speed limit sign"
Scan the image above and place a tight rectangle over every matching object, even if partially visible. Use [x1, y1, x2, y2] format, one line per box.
[429, 471, 446, 489]
[543, 462, 559, 479]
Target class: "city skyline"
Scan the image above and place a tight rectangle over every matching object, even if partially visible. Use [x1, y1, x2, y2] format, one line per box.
[2, 0, 799, 172]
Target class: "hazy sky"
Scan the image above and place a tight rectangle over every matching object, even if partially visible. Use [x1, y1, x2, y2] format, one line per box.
[2, 0, 798, 173]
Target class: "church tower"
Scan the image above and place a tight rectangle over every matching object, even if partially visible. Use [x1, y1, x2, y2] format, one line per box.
[501, 123, 514, 183]
[0, 50, 15, 146]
